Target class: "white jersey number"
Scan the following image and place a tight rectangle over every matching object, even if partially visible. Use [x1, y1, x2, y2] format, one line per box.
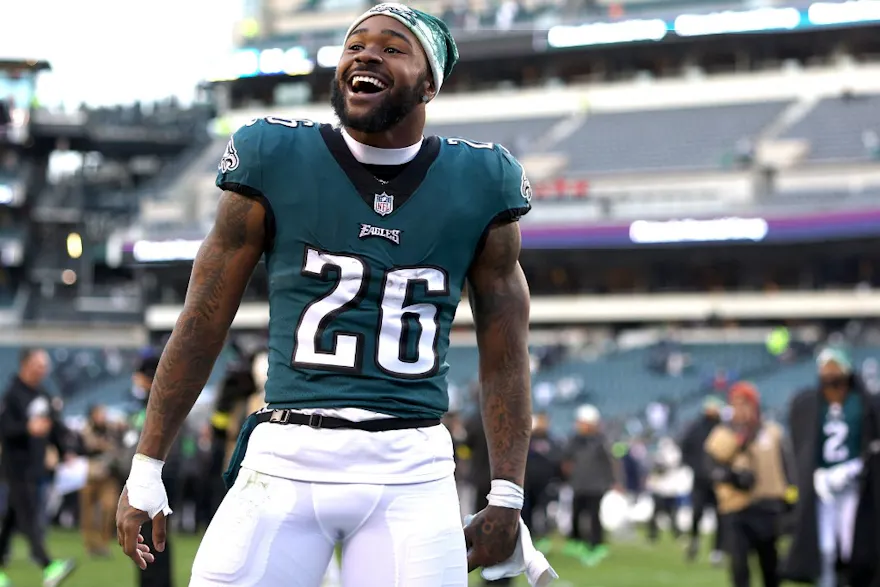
[823, 419, 850, 463]
[292, 248, 448, 378]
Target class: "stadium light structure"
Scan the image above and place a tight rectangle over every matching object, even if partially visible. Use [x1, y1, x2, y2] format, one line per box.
[547, 20, 668, 47]
[629, 217, 769, 244]
[67, 232, 83, 259]
[317, 46, 344, 69]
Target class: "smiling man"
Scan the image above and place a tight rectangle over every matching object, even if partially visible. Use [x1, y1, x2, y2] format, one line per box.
[115, 3, 537, 587]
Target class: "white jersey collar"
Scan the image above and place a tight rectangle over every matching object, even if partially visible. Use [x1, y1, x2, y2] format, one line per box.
[341, 128, 422, 166]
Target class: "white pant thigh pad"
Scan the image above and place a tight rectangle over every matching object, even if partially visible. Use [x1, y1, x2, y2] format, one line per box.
[335, 476, 467, 587]
[190, 469, 334, 587]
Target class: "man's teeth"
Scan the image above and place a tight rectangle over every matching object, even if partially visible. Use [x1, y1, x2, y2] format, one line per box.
[351, 75, 387, 90]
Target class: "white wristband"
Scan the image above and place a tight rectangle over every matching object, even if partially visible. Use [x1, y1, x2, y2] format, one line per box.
[487, 479, 524, 510]
[126, 454, 173, 519]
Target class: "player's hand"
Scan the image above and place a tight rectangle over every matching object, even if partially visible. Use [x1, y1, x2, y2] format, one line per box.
[27, 416, 52, 437]
[826, 464, 849, 492]
[464, 505, 520, 572]
[813, 469, 833, 503]
[115, 487, 162, 570]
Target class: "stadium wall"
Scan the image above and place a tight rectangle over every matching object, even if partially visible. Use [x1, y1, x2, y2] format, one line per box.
[145, 290, 880, 330]
[0, 325, 147, 347]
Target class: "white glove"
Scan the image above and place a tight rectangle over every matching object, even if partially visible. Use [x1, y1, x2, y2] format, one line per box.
[814, 469, 833, 503]
[826, 459, 862, 493]
[126, 454, 173, 519]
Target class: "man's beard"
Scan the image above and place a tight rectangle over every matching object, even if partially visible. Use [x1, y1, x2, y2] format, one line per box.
[330, 74, 425, 134]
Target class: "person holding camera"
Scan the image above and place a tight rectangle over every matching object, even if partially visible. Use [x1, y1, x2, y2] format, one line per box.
[705, 382, 793, 587]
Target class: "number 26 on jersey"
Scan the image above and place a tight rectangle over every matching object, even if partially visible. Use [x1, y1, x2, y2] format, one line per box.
[292, 248, 449, 379]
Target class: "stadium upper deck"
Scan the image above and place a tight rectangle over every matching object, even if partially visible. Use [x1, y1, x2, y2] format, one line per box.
[242, 0, 773, 37]
[135, 62, 880, 237]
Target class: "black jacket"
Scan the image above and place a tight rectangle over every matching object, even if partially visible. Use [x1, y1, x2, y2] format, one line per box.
[679, 414, 721, 484]
[564, 433, 616, 495]
[0, 376, 70, 481]
[781, 382, 880, 586]
[465, 412, 492, 490]
[525, 431, 563, 489]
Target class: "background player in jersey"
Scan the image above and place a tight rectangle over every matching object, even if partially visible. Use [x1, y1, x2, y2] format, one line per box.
[783, 347, 880, 587]
[115, 4, 547, 586]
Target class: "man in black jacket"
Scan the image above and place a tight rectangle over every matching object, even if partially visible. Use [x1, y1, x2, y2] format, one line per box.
[524, 413, 562, 545]
[782, 348, 880, 587]
[680, 396, 725, 564]
[0, 348, 75, 587]
[562, 405, 617, 566]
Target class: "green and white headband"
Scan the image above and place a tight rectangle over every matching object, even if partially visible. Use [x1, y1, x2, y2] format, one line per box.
[817, 347, 853, 374]
[344, 3, 459, 93]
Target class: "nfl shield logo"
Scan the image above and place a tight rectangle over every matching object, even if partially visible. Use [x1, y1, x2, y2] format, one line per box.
[373, 193, 394, 216]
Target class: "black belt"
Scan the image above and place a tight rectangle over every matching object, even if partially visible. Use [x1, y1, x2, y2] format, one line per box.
[256, 409, 441, 432]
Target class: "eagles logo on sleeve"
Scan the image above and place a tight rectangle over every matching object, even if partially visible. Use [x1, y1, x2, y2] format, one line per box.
[218, 137, 240, 174]
[520, 168, 532, 203]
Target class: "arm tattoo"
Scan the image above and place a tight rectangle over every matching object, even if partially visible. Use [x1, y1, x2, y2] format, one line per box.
[137, 191, 265, 460]
[467, 221, 531, 486]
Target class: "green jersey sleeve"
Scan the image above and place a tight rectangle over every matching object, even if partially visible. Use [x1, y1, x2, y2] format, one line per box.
[494, 146, 532, 223]
[216, 119, 267, 198]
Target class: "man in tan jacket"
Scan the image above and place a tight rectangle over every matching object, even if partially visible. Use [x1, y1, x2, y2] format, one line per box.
[705, 382, 793, 587]
[80, 404, 120, 557]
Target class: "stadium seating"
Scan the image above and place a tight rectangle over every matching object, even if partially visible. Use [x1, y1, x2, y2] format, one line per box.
[0, 346, 139, 411]
[202, 137, 231, 174]
[779, 94, 880, 163]
[427, 115, 565, 155]
[2, 339, 877, 439]
[446, 342, 880, 436]
[444, 342, 780, 433]
[555, 101, 791, 174]
[445, 346, 480, 386]
[0, 344, 240, 416]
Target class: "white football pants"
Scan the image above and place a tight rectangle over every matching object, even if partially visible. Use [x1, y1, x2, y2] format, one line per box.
[189, 468, 468, 587]
[817, 486, 860, 587]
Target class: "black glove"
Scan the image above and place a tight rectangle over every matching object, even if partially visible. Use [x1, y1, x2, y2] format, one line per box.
[731, 469, 756, 491]
[710, 465, 735, 484]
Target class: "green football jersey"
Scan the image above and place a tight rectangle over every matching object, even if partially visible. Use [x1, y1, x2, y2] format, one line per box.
[817, 391, 863, 468]
[216, 117, 532, 419]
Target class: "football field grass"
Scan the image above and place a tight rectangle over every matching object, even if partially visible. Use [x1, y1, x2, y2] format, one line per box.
[5, 530, 730, 586]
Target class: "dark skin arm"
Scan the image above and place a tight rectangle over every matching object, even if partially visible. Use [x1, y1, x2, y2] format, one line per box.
[463, 220, 532, 572]
[116, 190, 265, 568]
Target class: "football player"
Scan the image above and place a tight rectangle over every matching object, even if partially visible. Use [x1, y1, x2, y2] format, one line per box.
[784, 347, 880, 587]
[115, 4, 536, 586]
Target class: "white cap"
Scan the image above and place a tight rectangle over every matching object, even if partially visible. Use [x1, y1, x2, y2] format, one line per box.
[576, 404, 600, 424]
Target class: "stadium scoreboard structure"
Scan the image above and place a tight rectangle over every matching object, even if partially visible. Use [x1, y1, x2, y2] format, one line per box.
[204, 0, 880, 97]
